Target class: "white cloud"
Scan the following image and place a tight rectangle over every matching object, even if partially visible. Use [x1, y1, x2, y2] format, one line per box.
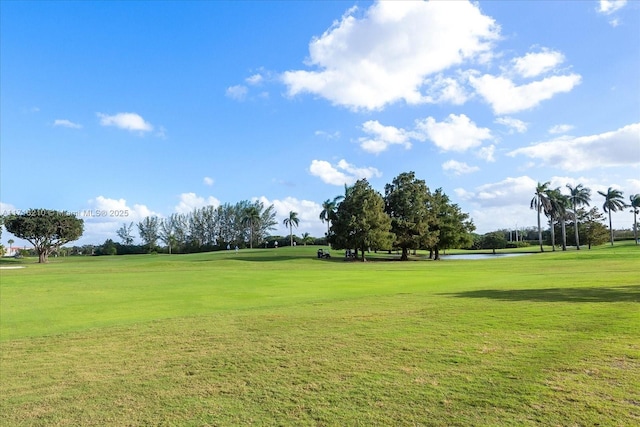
[495, 116, 528, 133]
[548, 124, 574, 134]
[442, 160, 479, 175]
[53, 119, 82, 129]
[246, 74, 263, 85]
[282, 1, 499, 110]
[87, 196, 159, 222]
[257, 196, 325, 237]
[174, 192, 221, 214]
[203, 177, 214, 186]
[511, 49, 565, 78]
[358, 120, 414, 154]
[97, 112, 153, 132]
[315, 130, 341, 140]
[598, 0, 627, 14]
[416, 114, 492, 152]
[469, 72, 582, 115]
[423, 74, 470, 105]
[509, 123, 640, 171]
[226, 85, 248, 101]
[477, 144, 496, 162]
[309, 159, 381, 186]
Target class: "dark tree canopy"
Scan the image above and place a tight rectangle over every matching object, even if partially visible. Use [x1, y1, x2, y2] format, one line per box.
[4, 209, 84, 263]
[329, 179, 393, 261]
[482, 232, 507, 254]
[384, 171, 434, 261]
[428, 188, 475, 260]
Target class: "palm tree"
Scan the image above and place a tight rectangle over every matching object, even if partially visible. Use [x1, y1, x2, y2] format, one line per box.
[283, 211, 299, 247]
[629, 194, 640, 245]
[8, 238, 14, 256]
[566, 184, 591, 250]
[530, 181, 551, 252]
[547, 188, 570, 251]
[598, 187, 626, 246]
[319, 195, 343, 246]
[301, 232, 312, 246]
[242, 206, 261, 249]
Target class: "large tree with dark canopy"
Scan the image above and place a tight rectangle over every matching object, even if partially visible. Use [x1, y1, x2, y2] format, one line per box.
[329, 179, 393, 261]
[4, 209, 84, 263]
[428, 188, 475, 260]
[384, 171, 434, 261]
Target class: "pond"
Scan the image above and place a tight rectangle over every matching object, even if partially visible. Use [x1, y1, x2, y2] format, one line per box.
[440, 253, 534, 260]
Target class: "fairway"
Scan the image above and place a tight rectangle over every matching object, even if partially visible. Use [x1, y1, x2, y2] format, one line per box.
[1, 245, 639, 426]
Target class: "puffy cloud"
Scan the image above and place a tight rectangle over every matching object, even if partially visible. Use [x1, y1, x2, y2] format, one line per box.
[203, 177, 215, 186]
[548, 124, 574, 135]
[282, 1, 499, 110]
[309, 159, 381, 186]
[174, 192, 220, 214]
[87, 196, 159, 222]
[456, 176, 538, 208]
[511, 49, 565, 78]
[508, 123, 640, 171]
[226, 85, 248, 101]
[257, 196, 325, 237]
[97, 112, 153, 132]
[246, 74, 263, 85]
[416, 114, 492, 152]
[442, 160, 479, 175]
[469, 73, 581, 115]
[495, 116, 528, 133]
[358, 120, 414, 154]
[477, 144, 496, 162]
[598, 0, 627, 14]
[53, 119, 82, 129]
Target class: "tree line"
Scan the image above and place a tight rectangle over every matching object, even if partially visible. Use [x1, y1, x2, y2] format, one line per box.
[531, 181, 639, 251]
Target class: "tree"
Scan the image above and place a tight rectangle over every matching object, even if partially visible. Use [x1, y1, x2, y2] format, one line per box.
[630, 194, 640, 245]
[482, 232, 507, 254]
[242, 206, 260, 249]
[428, 189, 475, 260]
[283, 211, 299, 247]
[4, 209, 84, 263]
[384, 171, 433, 261]
[582, 207, 609, 249]
[566, 184, 591, 250]
[531, 182, 551, 252]
[547, 188, 570, 251]
[319, 195, 343, 247]
[329, 179, 393, 261]
[116, 222, 135, 246]
[160, 216, 180, 254]
[7, 238, 14, 250]
[301, 232, 313, 246]
[598, 187, 626, 246]
[138, 216, 160, 252]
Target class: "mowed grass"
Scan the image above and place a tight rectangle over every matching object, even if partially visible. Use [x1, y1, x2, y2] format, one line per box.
[1, 244, 638, 426]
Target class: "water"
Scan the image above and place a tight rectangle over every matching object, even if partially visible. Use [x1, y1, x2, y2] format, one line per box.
[440, 253, 533, 260]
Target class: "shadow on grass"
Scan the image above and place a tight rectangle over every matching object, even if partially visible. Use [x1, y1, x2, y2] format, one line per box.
[443, 285, 640, 303]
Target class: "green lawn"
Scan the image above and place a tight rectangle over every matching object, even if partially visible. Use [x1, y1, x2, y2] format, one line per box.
[1, 244, 638, 426]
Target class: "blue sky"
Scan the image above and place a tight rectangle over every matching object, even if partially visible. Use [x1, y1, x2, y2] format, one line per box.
[1, 0, 639, 246]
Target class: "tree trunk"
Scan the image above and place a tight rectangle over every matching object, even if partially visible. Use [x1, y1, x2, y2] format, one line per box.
[537, 202, 544, 252]
[401, 247, 409, 261]
[609, 211, 614, 245]
[550, 219, 556, 251]
[561, 218, 567, 251]
[433, 247, 440, 260]
[38, 251, 48, 263]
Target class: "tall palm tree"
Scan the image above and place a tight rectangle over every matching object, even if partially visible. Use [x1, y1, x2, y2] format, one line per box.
[598, 187, 626, 246]
[530, 181, 551, 252]
[566, 183, 591, 250]
[547, 188, 570, 251]
[319, 195, 343, 246]
[242, 206, 261, 249]
[630, 193, 640, 245]
[283, 210, 299, 247]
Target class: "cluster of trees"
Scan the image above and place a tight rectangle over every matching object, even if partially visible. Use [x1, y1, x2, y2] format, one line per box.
[118, 200, 278, 253]
[320, 172, 475, 261]
[531, 182, 640, 251]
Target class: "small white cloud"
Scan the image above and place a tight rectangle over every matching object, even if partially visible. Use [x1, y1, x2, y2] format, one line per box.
[315, 130, 341, 140]
[548, 124, 574, 134]
[97, 112, 153, 132]
[175, 192, 220, 214]
[246, 74, 263, 85]
[495, 117, 528, 133]
[598, 0, 627, 14]
[442, 160, 479, 175]
[469, 72, 581, 115]
[509, 123, 640, 171]
[309, 159, 381, 186]
[226, 85, 248, 101]
[477, 144, 496, 162]
[511, 49, 565, 78]
[416, 114, 492, 152]
[203, 177, 214, 186]
[53, 119, 82, 129]
[358, 120, 414, 154]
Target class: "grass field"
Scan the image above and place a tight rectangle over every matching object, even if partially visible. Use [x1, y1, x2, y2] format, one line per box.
[1, 244, 638, 426]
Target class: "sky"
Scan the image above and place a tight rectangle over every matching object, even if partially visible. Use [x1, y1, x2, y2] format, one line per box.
[1, 0, 639, 246]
